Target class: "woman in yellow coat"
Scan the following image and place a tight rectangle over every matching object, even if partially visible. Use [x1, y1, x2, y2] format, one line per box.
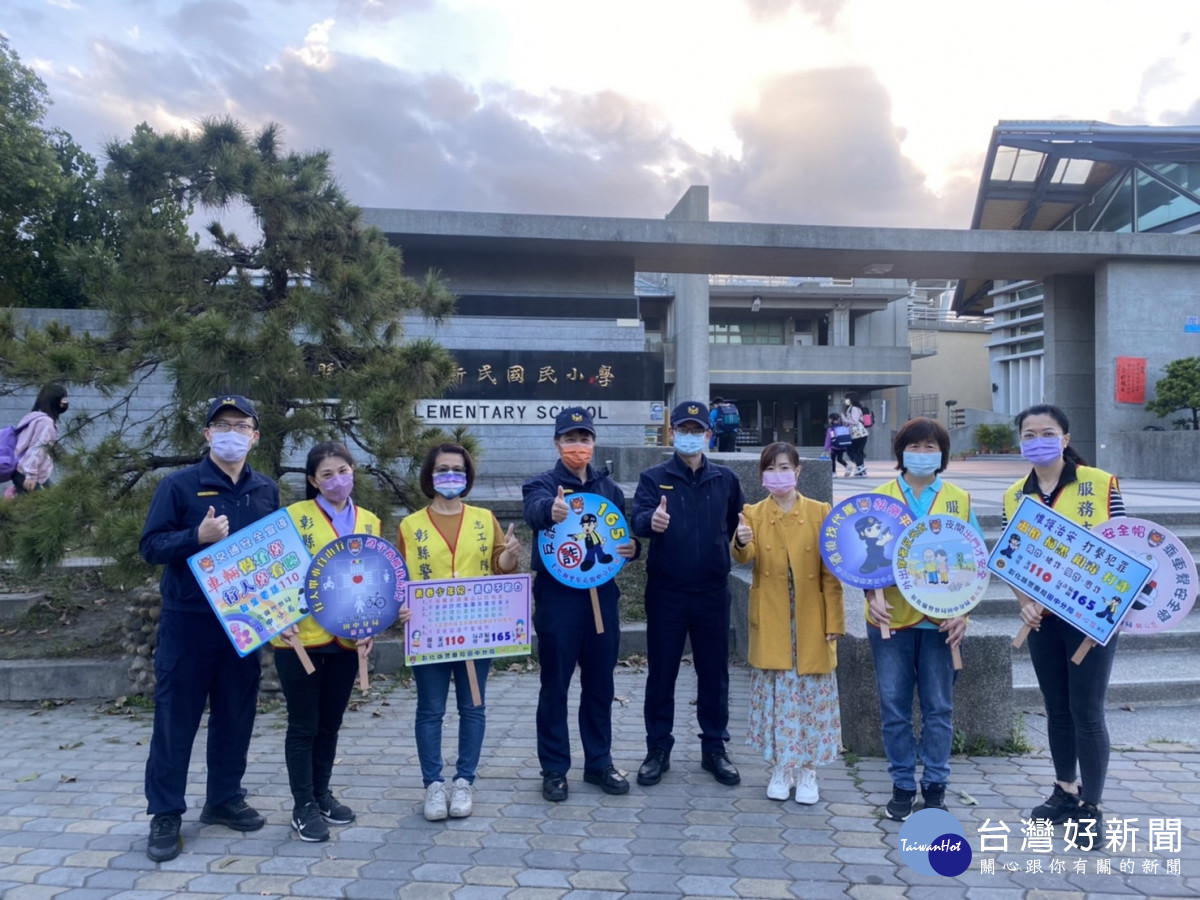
[732, 442, 844, 804]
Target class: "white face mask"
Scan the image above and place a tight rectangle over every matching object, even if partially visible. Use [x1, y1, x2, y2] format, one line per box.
[210, 431, 251, 463]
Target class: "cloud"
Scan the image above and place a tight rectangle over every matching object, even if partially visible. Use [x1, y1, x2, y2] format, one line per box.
[743, 0, 846, 29]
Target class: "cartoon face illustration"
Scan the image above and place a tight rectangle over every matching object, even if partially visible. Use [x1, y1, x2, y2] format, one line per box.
[923, 548, 936, 563]
[856, 517, 883, 541]
[579, 513, 597, 533]
[410, 629, 422, 649]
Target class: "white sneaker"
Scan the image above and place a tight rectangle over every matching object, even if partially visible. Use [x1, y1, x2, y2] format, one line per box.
[449, 778, 474, 818]
[424, 781, 449, 821]
[766, 765, 793, 800]
[794, 767, 819, 804]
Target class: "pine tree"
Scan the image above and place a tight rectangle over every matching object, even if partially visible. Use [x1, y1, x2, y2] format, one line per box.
[1147, 356, 1200, 430]
[0, 118, 462, 580]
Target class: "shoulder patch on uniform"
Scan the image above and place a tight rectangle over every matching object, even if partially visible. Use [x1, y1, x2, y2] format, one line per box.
[657, 484, 674, 490]
[196, 491, 220, 497]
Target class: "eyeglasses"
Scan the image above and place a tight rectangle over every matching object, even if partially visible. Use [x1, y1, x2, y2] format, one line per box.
[209, 422, 255, 434]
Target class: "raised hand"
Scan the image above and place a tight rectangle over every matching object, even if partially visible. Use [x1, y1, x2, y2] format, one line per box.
[551, 485, 569, 523]
[651, 495, 671, 533]
[198, 505, 230, 544]
[735, 511, 753, 546]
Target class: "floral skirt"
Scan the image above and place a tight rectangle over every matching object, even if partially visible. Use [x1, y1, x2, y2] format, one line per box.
[746, 588, 841, 768]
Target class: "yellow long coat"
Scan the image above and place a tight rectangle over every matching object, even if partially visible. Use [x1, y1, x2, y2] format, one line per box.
[732, 494, 845, 674]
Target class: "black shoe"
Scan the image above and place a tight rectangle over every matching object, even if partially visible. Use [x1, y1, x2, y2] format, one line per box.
[637, 748, 671, 786]
[198, 798, 265, 832]
[1030, 784, 1081, 824]
[541, 771, 568, 802]
[921, 782, 947, 811]
[886, 786, 917, 821]
[317, 790, 355, 825]
[583, 766, 630, 795]
[146, 813, 182, 863]
[1066, 801, 1103, 850]
[701, 751, 741, 786]
[291, 801, 330, 843]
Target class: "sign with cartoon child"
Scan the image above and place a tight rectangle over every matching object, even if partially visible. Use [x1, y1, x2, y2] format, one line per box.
[537, 491, 630, 633]
[1092, 517, 1198, 635]
[187, 512, 311, 657]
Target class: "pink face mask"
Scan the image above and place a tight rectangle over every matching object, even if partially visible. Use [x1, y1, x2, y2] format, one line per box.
[762, 470, 796, 496]
[320, 472, 354, 504]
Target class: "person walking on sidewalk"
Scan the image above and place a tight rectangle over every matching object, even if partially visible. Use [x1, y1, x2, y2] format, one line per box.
[733, 442, 843, 804]
[274, 441, 408, 843]
[398, 442, 523, 822]
[823, 412, 853, 478]
[1004, 404, 1125, 828]
[632, 400, 746, 787]
[522, 407, 641, 802]
[844, 392, 869, 477]
[140, 395, 279, 863]
[867, 417, 979, 821]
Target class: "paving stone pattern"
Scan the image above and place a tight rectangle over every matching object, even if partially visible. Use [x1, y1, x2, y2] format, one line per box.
[1, 664, 1198, 899]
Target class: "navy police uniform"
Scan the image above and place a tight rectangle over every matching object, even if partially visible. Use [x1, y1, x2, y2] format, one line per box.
[632, 403, 745, 759]
[141, 415, 279, 817]
[522, 410, 640, 779]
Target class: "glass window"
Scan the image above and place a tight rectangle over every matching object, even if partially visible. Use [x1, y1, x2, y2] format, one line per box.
[1136, 168, 1200, 232]
[1093, 173, 1133, 233]
[709, 318, 784, 345]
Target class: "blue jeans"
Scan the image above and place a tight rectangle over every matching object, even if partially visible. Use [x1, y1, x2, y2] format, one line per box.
[412, 659, 490, 786]
[867, 625, 957, 791]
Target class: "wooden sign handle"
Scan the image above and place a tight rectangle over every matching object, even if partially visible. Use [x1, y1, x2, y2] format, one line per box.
[465, 660, 483, 707]
[590, 586, 605, 634]
[1071, 637, 1097, 665]
[872, 589, 891, 639]
[951, 644, 963, 671]
[357, 641, 371, 692]
[286, 632, 316, 675]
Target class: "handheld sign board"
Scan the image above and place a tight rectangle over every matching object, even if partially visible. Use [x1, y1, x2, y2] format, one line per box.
[404, 574, 532, 666]
[1092, 517, 1198, 635]
[188, 512, 310, 657]
[537, 491, 630, 633]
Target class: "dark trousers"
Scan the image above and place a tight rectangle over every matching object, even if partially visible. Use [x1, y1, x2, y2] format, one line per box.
[716, 431, 737, 452]
[144, 610, 261, 816]
[643, 581, 731, 756]
[275, 646, 358, 808]
[847, 437, 868, 467]
[830, 449, 848, 472]
[1027, 615, 1118, 805]
[533, 586, 621, 774]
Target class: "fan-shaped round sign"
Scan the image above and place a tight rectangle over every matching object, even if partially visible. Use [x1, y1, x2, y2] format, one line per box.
[1094, 517, 1198, 635]
[891, 515, 991, 619]
[537, 492, 629, 589]
[818, 493, 915, 590]
[305, 533, 409, 640]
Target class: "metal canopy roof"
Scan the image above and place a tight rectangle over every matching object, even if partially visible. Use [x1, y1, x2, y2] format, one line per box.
[955, 121, 1200, 312]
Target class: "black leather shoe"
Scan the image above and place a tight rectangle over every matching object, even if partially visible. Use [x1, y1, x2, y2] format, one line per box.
[637, 748, 670, 786]
[701, 751, 741, 786]
[541, 771, 568, 802]
[583, 766, 630, 795]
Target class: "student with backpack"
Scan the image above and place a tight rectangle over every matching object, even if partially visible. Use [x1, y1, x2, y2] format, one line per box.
[4, 383, 69, 496]
[823, 413, 853, 477]
[712, 397, 740, 453]
[843, 392, 870, 477]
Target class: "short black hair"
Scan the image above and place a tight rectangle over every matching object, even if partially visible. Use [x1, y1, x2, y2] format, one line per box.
[418, 442, 476, 499]
[892, 417, 950, 474]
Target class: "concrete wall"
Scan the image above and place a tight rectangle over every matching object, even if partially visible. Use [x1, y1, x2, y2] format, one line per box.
[1043, 274, 1097, 463]
[708, 344, 911, 388]
[910, 329, 993, 414]
[1107, 430, 1200, 481]
[1095, 259, 1200, 475]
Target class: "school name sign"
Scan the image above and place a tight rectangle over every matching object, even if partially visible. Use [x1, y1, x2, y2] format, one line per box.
[415, 400, 663, 426]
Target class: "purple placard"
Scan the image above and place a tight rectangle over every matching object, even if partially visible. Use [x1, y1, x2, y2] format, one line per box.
[1094, 517, 1198, 635]
[405, 574, 532, 666]
[819, 492, 916, 590]
[305, 534, 409, 641]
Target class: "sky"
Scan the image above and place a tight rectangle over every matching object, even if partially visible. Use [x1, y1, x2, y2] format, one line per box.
[6, 0, 1200, 229]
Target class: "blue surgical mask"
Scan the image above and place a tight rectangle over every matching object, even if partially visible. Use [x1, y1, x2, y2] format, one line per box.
[432, 471, 468, 498]
[902, 451, 941, 477]
[210, 431, 251, 463]
[673, 432, 707, 456]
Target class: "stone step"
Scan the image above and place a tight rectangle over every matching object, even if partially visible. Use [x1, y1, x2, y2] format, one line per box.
[0, 659, 128, 701]
[967, 610, 1200, 653]
[1012, 646, 1200, 708]
[0, 592, 44, 621]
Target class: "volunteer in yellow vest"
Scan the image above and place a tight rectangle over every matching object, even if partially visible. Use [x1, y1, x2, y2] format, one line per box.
[398, 442, 522, 823]
[1005, 404, 1125, 828]
[274, 441, 406, 844]
[867, 417, 978, 822]
[732, 442, 844, 806]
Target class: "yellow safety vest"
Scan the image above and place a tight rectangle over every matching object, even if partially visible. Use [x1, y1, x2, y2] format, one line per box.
[868, 478, 973, 630]
[1003, 466, 1117, 530]
[270, 499, 381, 650]
[399, 504, 495, 582]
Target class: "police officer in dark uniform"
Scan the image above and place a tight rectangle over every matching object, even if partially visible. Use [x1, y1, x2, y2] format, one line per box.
[140, 396, 280, 862]
[523, 407, 640, 802]
[632, 400, 746, 787]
